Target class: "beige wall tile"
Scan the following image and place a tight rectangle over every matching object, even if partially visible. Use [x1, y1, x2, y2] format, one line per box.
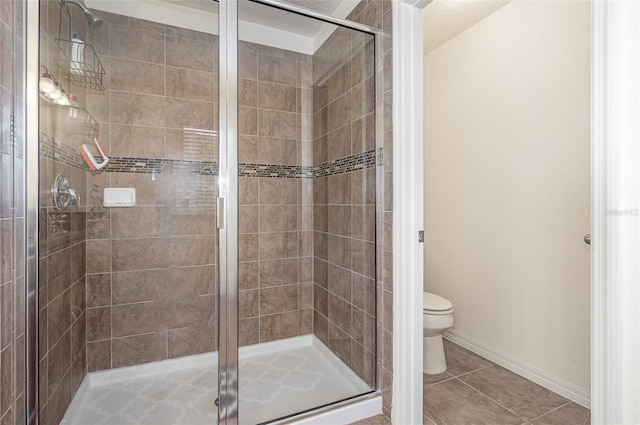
[170, 236, 216, 267]
[258, 110, 298, 139]
[260, 311, 298, 342]
[86, 307, 111, 342]
[112, 269, 165, 305]
[328, 205, 352, 237]
[259, 205, 297, 232]
[112, 333, 166, 368]
[110, 25, 165, 64]
[239, 78, 257, 108]
[110, 58, 165, 95]
[110, 92, 165, 126]
[166, 36, 216, 72]
[259, 232, 297, 260]
[260, 285, 298, 315]
[328, 93, 353, 132]
[239, 107, 257, 136]
[258, 137, 298, 166]
[259, 258, 299, 287]
[258, 55, 296, 85]
[239, 289, 259, 319]
[239, 51, 258, 80]
[239, 135, 258, 163]
[166, 67, 215, 102]
[328, 234, 352, 270]
[328, 264, 351, 301]
[129, 16, 165, 34]
[314, 285, 328, 317]
[239, 261, 259, 290]
[111, 206, 166, 239]
[239, 233, 259, 262]
[167, 326, 216, 358]
[258, 81, 297, 112]
[86, 240, 111, 274]
[86, 274, 111, 308]
[110, 124, 165, 159]
[239, 318, 259, 346]
[112, 238, 168, 272]
[165, 97, 215, 129]
[314, 257, 328, 289]
[259, 178, 297, 205]
[111, 302, 161, 338]
[328, 173, 352, 205]
[87, 340, 111, 372]
[328, 124, 352, 161]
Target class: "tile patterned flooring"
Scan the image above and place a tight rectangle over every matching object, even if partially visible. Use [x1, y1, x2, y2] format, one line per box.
[353, 339, 590, 425]
[61, 336, 370, 425]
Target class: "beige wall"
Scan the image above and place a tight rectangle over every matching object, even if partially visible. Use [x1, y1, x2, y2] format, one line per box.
[424, 0, 590, 395]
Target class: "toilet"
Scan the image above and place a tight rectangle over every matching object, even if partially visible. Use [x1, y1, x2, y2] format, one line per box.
[423, 291, 454, 375]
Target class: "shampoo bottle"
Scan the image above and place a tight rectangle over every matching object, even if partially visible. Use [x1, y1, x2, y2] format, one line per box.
[70, 34, 85, 76]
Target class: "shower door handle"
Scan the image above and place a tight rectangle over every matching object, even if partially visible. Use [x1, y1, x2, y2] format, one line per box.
[217, 198, 225, 229]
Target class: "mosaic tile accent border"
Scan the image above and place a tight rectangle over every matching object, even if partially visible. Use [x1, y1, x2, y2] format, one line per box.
[313, 150, 378, 178]
[41, 133, 381, 178]
[105, 157, 218, 175]
[41, 132, 89, 171]
[239, 163, 313, 178]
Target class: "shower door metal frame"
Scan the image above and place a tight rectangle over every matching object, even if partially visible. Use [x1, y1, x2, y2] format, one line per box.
[217, 0, 381, 423]
[218, 0, 240, 424]
[25, 0, 40, 424]
[22, 0, 381, 423]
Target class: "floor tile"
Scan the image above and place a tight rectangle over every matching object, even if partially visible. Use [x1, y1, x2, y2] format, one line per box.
[423, 371, 454, 387]
[531, 402, 590, 425]
[442, 339, 493, 376]
[423, 415, 437, 424]
[424, 378, 522, 425]
[459, 365, 569, 420]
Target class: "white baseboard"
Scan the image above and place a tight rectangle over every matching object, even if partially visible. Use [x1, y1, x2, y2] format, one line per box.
[444, 329, 590, 408]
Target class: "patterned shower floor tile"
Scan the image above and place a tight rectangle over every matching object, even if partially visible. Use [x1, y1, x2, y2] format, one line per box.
[62, 335, 371, 425]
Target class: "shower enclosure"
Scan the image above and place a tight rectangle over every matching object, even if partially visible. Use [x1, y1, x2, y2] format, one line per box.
[28, 0, 380, 423]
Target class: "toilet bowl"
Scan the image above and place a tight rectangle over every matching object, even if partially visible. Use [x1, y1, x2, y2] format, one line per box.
[423, 291, 454, 375]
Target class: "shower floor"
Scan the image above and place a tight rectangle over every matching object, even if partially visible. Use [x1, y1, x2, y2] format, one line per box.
[61, 335, 371, 425]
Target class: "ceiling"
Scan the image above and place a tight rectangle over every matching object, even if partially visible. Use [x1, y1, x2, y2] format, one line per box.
[423, 0, 512, 53]
[86, 0, 361, 54]
[87, 0, 511, 56]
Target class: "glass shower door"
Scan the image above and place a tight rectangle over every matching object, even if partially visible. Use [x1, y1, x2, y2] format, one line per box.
[35, 1, 222, 423]
[228, 2, 378, 423]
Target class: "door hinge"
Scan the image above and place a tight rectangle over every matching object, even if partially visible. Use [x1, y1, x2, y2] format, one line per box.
[418, 230, 424, 243]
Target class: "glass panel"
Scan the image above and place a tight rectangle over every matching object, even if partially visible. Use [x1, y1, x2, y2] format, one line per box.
[237, 2, 377, 423]
[37, 1, 221, 424]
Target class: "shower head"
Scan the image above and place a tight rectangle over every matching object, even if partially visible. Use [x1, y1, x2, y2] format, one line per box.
[60, 0, 104, 29]
[84, 9, 103, 29]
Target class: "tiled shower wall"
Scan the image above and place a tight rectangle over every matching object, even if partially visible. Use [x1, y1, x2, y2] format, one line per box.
[336, 0, 393, 417]
[38, 1, 89, 424]
[83, 13, 220, 372]
[82, 13, 315, 372]
[311, 31, 377, 388]
[236, 41, 314, 346]
[1, 0, 25, 424]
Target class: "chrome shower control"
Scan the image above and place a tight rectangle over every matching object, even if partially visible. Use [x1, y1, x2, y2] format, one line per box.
[52, 173, 80, 210]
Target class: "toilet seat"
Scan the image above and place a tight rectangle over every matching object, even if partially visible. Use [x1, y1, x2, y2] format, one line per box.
[423, 292, 453, 315]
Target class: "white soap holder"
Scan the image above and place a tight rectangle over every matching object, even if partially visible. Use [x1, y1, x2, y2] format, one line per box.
[103, 188, 136, 207]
